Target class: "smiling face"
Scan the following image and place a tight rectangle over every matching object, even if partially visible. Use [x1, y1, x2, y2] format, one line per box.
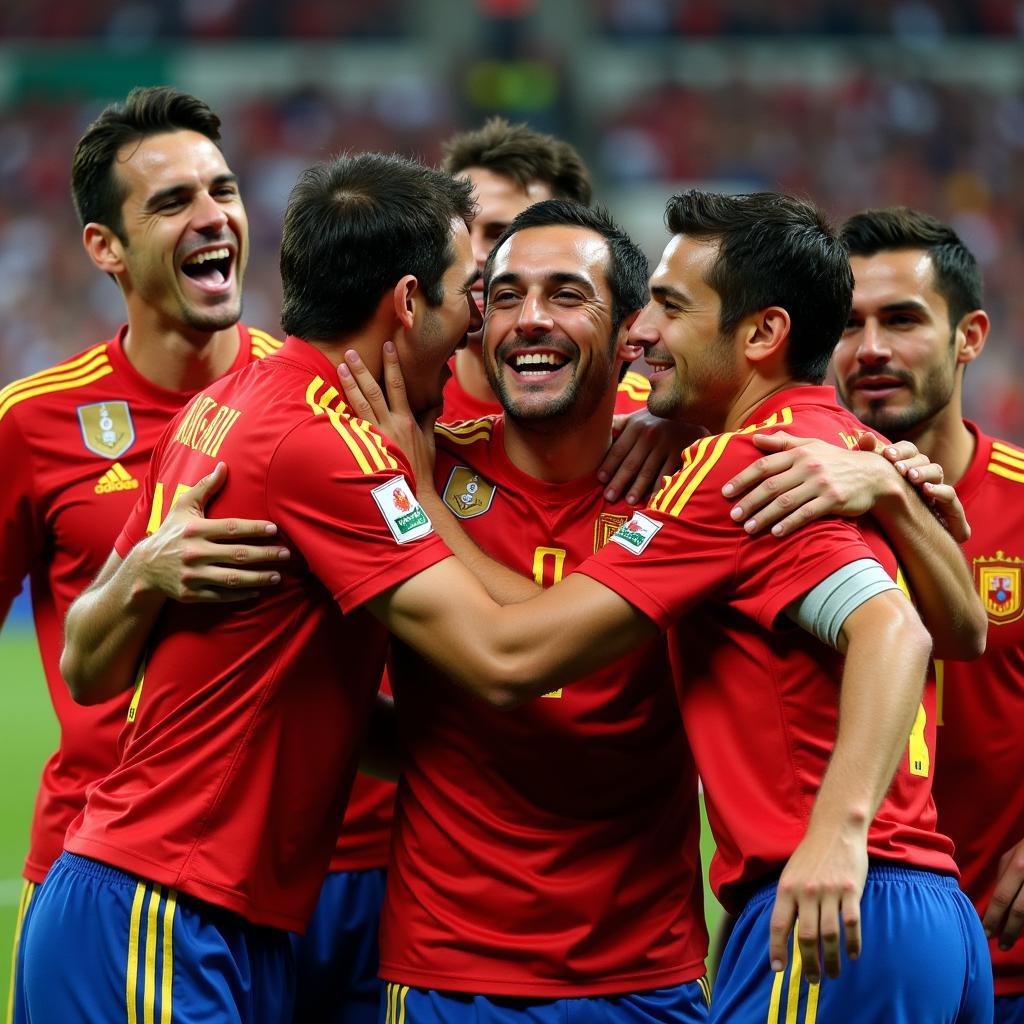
[396, 217, 482, 414]
[833, 250, 959, 438]
[111, 129, 248, 334]
[629, 234, 740, 430]
[482, 224, 622, 424]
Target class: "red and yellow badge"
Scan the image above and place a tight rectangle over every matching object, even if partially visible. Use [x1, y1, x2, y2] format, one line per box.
[392, 487, 412, 513]
[974, 550, 1023, 624]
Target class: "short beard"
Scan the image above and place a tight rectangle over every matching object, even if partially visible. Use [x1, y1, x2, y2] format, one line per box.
[181, 299, 243, 335]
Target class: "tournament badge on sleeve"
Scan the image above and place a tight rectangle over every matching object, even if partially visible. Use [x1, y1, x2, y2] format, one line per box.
[975, 550, 1023, 624]
[77, 400, 136, 458]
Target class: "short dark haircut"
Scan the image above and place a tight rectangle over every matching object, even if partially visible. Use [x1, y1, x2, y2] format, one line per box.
[442, 117, 592, 206]
[666, 190, 853, 385]
[280, 152, 476, 340]
[482, 199, 648, 336]
[71, 86, 222, 239]
[840, 207, 983, 327]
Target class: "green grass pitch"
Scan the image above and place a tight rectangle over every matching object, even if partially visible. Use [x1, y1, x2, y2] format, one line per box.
[0, 623, 724, 1000]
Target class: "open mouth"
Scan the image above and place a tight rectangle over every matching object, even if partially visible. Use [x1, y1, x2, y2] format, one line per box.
[508, 351, 572, 377]
[181, 246, 233, 292]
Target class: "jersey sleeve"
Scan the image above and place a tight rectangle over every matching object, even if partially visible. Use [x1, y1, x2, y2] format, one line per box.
[612, 370, 651, 416]
[0, 407, 42, 621]
[267, 414, 451, 613]
[575, 433, 885, 630]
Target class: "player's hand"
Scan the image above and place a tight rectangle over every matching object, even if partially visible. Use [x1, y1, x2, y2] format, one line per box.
[338, 342, 438, 485]
[873, 437, 971, 543]
[135, 463, 288, 603]
[769, 821, 868, 984]
[597, 412, 706, 505]
[722, 430, 903, 536]
[983, 838, 1024, 950]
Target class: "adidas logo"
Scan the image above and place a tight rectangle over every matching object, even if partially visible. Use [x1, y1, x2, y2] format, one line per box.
[95, 462, 139, 494]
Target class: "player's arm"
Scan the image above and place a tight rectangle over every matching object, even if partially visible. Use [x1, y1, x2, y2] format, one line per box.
[769, 587, 932, 985]
[61, 465, 288, 704]
[721, 430, 986, 660]
[983, 837, 1024, 951]
[0, 408, 43, 627]
[367, 559, 657, 708]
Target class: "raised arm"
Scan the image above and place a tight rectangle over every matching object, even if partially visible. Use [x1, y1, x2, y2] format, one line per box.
[721, 430, 986, 659]
[768, 587, 932, 985]
[61, 465, 287, 704]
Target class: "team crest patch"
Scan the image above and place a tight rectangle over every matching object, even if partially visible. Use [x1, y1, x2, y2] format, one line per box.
[441, 466, 497, 519]
[77, 400, 136, 458]
[371, 475, 434, 544]
[608, 512, 663, 555]
[974, 551, 1023, 624]
[594, 513, 628, 552]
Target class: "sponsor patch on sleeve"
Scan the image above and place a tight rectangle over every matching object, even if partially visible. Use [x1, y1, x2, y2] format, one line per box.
[608, 512, 662, 555]
[371, 475, 434, 544]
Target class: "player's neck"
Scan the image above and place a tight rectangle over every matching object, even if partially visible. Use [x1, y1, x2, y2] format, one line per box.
[121, 319, 240, 393]
[893, 401, 976, 487]
[503, 404, 614, 484]
[454, 344, 496, 402]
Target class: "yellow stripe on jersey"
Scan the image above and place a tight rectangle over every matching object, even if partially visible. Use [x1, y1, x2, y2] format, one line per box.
[0, 342, 107, 403]
[305, 375, 396, 475]
[5, 880, 35, 1024]
[988, 443, 1024, 483]
[247, 328, 283, 360]
[617, 370, 651, 401]
[434, 417, 495, 446]
[126, 883, 147, 1024]
[651, 408, 794, 517]
[0, 356, 114, 423]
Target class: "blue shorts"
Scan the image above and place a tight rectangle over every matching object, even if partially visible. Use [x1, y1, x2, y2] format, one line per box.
[710, 864, 993, 1023]
[379, 980, 711, 1022]
[996, 994, 1024, 1023]
[21, 852, 295, 1024]
[290, 867, 387, 1024]
[7, 878, 38, 1024]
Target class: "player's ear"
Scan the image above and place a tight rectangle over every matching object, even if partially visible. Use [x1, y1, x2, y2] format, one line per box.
[743, 306, 790, 365]
[955, 308, 989, 368]
[83, 223, 126, 276]
[391, 275, 418, 331]
[615, 310, 643, 361]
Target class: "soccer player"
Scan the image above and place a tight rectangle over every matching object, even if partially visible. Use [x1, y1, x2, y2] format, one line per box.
[380, 200, 712, 1022]
[336, 191, 991, 1023]
[0, 86, 283, 1023]
[441, 118, 667, 505]
[831, 207, 1024, 1023]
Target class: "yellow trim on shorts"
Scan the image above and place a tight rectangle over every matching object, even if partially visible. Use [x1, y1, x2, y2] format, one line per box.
[126, 881, 177, 1024]
[5, 880, 35, 1024]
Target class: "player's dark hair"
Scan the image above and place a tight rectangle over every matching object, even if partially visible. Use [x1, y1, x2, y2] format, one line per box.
[280, 152, 475, 340]
[665, 190, 853, 385]
[71, 86, 223, 240]
[442, 117, 592, 206]
[482, 199, 648, 336]
[840, 207, 983, 327]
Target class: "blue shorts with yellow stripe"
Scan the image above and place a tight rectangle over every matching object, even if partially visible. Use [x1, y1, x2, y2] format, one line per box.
[21, 852, 295, 1024]
[997, 995, 1024, 1023]
[378, 979, 711, 1023]
[6, 878, 38, 1024]
[710, 864, 993, 1024]
[290, 867, 387, 1024]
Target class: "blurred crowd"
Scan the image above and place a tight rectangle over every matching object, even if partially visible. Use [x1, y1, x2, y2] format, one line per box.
[1, 47, 1022, 441]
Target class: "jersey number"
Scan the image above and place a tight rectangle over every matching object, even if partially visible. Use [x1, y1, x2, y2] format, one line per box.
[533, 547, 566, 698]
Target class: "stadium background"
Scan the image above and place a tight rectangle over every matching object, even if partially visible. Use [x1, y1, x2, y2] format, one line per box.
[2, 0, 1023, 995]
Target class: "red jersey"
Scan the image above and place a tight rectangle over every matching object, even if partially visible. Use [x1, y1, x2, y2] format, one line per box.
[64, 337, 450, 931]
[379, 415, 705, 997]
[0, 324, 278, 884]
[441, 360, 651, 422]
[576, 385, 957, 913]
[331, 675, 395, 872]
[932, 422, 1024, 996]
